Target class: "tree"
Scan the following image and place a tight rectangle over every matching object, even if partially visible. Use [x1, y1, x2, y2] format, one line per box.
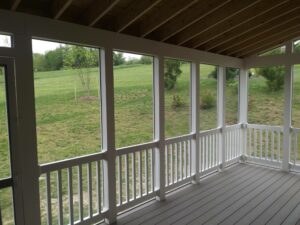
[208, 67, 239, 80]
[255, 66, 285, 91]
[113, 52, 125, 66]
[164, 59, 182, 90]
[33, 53, 46, 72]
[63, 46, 99, 96]
[140, 56, 152, 64]
[44, 47, 64, 71]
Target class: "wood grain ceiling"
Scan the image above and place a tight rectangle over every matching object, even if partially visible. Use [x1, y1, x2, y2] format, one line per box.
[1, 0, 300, 58]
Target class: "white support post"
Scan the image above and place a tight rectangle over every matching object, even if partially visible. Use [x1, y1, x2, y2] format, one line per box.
[154, 55, 166, 201]
[218, 66, 226, 171]
[13, 34, 41, 225]
[100, 48, 117, 224]
[282, 42, 293, 172]
[191, 62, 200, 183]
[239, 69, 248, 161]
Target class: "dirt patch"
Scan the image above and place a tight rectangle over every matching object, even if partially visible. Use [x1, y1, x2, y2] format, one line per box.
[79, 96, 98, 101]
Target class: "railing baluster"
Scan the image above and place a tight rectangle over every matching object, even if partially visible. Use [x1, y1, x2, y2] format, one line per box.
[151, 148, 155, 193]
[46, 172, 52, 225]
[184, 141, 187, 178]
[266, 130, 269, 160]
[145, 150, 148, 194]
[96, 161, 101, 214]
[78, 164, 83, 221]
[170, 144, 173, 184]
[166, 145, 169, 186]
[133, 153, 136, 199]
[57, 170, 63, 225]
[277, 130, 281, 161]
[179, 142, 182, 180]
[88, 162, 93, 217]
[126, 154, 129, 202]
[175, 143, 178, 182]
[294, 132, 298, 165]
[68, 167, 74, 225]
[119, 156, 123, 204]
[189, 140, 192, 177]
[260, 129, 263, 159]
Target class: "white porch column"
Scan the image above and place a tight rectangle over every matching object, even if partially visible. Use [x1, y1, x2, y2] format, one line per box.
[218, 66, 226, 170]
[282, 65, 293, 172]
[191, 62, 200, 183]
[100, 48, 117, 224]
[239, 69, 249, 160]
[154, 55, 166, 200]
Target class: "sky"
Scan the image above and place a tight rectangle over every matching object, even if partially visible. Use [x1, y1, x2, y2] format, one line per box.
[31, 39, 141, 60]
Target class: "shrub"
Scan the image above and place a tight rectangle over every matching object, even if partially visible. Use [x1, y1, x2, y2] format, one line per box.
[172, 95, 185, 109]
[140, 56, 152, 64]
[164, 59, 182, 90]
[200, 92, 216, 109]
[255, 66, 285, 91]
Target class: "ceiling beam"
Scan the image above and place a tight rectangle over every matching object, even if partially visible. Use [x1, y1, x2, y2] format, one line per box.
[226, 20, 300, 56]
[10, 0, 21, 11]
[212, 7, 300, 55]
[84, 0, 121, 27]
[201, 0, 300, 53]
[166, 0, 260, 46]
[146, 0, 230, 41]
[52, 0, 74, 19]
[114, 0, 162, 32]
[236, 30, 300, 58]
[184, 0, 287, 49]
[125, 0, 198, 38]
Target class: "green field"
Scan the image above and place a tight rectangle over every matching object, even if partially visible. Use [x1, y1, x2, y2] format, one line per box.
[1, 63, 300, 224]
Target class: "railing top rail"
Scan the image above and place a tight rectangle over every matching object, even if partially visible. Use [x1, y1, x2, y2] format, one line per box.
[247, 123, 283, 131]
[226, 124, 242, 131]
[291, 127, 300, 133]
[39, 151, 106, 174]
[165, 133, 194, 145]
[199, 127, 221, 136]
[116, 142, 158, 155]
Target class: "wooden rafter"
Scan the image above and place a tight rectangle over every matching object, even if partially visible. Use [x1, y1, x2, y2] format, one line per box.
[166, 0, 260, 46]
[10, 0, 21, 11]
[202, 0, 300, 53]
[184, 0, 287, 49]
[237, 30, 300, 58]
[233, 25, 300, 57]
[52, 0, 74, 19]
[212, 6, 300, 55]
[125, 0, 198, 38]
[226, 20, 300, 56]
[84, 0, 121, 27]
[146, 0, 230, 41]
[115, 0, 163, 32]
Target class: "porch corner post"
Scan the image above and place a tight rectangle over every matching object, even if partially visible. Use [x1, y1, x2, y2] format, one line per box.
[218, 66, 226, 171]
[100, 47, 117, 224]
[14, 33, 41, 225]
[191, 61, 200, 183]
[282, 63, 293, 172]
[154, 55, 166, 201]
[239, 69, 249, 161]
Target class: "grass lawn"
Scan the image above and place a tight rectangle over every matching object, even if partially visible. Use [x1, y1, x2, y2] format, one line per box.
[1, 63, 300, 224]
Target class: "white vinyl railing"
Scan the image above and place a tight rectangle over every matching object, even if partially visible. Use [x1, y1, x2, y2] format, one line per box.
[164, 134, 193, 191]
[246, 124, 283, 167]
[226, 124, 242, 163]
[199, 128, 221, 174]
[39, 152, 106, 225]
[116, 142, 157, 212]
[291, 128, 300, 168]
[39, 125, 247, 224]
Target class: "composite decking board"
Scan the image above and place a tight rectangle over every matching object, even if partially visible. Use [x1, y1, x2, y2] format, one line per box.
[266, 179, 300, 225]
[247, 174, 300, 225]
[121, 165, 258, 225]
[191, 171, 288, 225]
[219, 172, 297, 225]
[114, 164, 300, 225]
[170, 168, 276, 225]
[282, 200, 300, 225]
[118, 164, 250, 224]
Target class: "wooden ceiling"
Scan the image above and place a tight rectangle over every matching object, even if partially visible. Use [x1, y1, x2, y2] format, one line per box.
[1, 0, 300, 58]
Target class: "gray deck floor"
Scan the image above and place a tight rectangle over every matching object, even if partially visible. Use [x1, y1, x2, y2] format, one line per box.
[115, 163, 300, 225]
